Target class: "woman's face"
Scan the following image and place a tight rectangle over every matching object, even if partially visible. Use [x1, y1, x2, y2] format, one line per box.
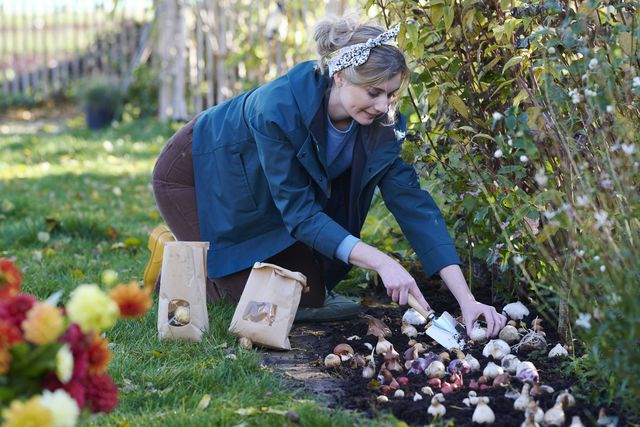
[330, 73, 403, 127]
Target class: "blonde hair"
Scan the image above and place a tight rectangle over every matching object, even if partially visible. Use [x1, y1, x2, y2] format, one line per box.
[313, 14, 409, 88]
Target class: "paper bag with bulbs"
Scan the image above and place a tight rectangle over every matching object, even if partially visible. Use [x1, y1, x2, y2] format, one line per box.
[229, 262, 307, 350]
[157, 241, 210, 341]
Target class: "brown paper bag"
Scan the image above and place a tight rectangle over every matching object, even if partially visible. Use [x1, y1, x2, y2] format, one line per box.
[158, 241, 210, 341]
[229, 262, 307, 350]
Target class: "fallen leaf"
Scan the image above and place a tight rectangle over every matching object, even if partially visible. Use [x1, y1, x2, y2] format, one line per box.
[364, 315, 392, 337]
[196, 394, 211, 411]
[107, 225, 118, 241]
[124, 237, 141, 247]
[235, 407, 258, 416]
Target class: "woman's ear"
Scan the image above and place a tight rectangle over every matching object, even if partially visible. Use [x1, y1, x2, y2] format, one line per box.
[333, 72, 345, 88]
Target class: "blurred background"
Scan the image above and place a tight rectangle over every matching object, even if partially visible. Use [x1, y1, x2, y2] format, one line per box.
[0, 0, 355, 127]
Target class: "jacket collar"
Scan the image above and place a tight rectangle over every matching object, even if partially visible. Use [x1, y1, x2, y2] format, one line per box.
[286, 60, 403, 167]
[286, 61, 330, 129]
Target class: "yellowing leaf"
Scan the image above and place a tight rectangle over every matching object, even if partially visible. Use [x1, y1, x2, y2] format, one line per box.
[124, 237, 141, 247]
[502, 56, 523, 74]
[527, 107, 542, 128]
[427, 87, 441, 107]
[71, 268, 84, 279]
[196, 394, 211, 411]
[513, 89, 530, 107]
[236, 407, 259, 416]
[471, 133, 496, 142]
[446, 94, 470, 119]
[619, 32, 633, 56]
[431, 4, 444, 25]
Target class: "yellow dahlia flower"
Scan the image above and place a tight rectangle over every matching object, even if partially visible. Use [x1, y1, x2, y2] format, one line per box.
[66, 284, 119, 333]
[22, 302, 65, 345]
[1, 396, 53, 427]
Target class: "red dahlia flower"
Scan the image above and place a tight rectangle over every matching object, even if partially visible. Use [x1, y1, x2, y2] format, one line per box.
[1, 294, 37, 329]
[85, 373, 119, 413]
[0, 319, 23, 345]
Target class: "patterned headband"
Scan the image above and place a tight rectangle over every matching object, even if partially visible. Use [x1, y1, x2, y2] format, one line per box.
[327, 24, 401, 78]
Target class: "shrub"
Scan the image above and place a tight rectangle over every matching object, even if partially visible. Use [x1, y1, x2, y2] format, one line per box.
[375, 0, 639, 411]
[77, 76, 124, 112]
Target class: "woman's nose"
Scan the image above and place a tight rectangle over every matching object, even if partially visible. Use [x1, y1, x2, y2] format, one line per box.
[374, 96, 389, 113]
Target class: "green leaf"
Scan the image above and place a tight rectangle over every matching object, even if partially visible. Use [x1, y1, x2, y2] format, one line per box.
[444, 6, 454, 32]
[502, 56, 523, 74]
[498, 165, 522, 174]
[473, 207, 489, 223]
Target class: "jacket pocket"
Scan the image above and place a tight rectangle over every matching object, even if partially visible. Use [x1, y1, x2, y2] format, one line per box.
[296, 136, 329, 197]
[229, 152, 258, 211]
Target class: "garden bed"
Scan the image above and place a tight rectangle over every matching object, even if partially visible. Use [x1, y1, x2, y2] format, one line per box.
[263, 280, 622, 426]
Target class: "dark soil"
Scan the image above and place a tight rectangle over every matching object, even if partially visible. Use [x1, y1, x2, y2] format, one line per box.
[262, 274, 630, 426]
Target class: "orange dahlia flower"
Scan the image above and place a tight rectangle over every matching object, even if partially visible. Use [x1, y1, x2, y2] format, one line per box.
[87, 332, 112, 374]
[0, 259, 22, 299]
[108, 281, 152, 319]
[22, 302, 65, 345]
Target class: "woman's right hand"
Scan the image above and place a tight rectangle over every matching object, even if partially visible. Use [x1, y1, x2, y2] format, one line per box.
[348, 241, 431, 312]
[377, 258, 431, 311]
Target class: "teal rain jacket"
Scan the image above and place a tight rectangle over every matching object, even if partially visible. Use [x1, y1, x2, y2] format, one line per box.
[192, 61, 461, 284]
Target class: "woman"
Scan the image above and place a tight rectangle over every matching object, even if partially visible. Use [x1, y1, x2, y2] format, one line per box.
[149, 15, 507, 335]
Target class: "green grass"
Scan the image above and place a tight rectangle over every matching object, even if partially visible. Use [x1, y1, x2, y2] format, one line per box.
[0, 114, 401, 426]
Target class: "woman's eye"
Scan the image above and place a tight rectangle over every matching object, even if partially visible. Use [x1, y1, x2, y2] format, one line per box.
[368, 91, 380, 98]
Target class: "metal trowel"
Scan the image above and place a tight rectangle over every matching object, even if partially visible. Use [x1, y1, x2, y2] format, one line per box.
[407, 294, 467, 350]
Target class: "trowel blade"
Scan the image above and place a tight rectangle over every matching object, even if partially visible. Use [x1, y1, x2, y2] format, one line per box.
[425, 324, 464, 350]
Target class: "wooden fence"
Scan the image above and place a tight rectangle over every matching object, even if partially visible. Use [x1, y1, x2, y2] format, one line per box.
[1, 0, 361, 121]
[0, 1, 153, 100]
[156, 0, 354, 121]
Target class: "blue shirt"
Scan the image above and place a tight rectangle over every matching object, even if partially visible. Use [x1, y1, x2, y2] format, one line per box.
[326, 115, 360, 263]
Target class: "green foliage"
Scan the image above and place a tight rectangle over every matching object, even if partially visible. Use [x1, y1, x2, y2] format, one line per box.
[77, 75, 124, 111]
[0, 116, 397, 426]
[377, 0, 640, 411]
[123, 65, 160, 119]
[0, 92, 38, 113]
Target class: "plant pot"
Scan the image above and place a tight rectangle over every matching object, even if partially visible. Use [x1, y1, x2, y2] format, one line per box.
[85, 106, 116, 130]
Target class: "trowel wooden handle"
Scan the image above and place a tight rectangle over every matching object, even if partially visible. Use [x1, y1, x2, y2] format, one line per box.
[407, 294, 435, 320]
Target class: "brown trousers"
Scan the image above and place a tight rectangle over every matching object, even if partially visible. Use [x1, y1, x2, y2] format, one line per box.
[151, 117, 326, 307]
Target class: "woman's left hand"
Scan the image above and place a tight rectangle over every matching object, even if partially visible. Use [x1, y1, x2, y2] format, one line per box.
[459, 300, 507, 338]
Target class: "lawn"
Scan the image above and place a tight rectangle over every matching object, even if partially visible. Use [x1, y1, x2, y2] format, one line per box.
[0, 112, 398, 426]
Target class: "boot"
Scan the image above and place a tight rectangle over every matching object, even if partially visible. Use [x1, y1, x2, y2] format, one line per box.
[143, 224, 175, 291]
[294, 291, 360, 323]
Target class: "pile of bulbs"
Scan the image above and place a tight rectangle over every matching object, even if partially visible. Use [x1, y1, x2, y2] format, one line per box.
[321, 301, 600, 426]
